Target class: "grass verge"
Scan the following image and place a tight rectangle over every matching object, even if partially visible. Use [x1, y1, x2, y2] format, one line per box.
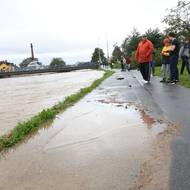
[0, 70, 114, 152]
[155, 64, 190, 88]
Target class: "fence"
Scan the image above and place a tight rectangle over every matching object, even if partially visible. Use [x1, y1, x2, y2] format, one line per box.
[0, 64, 99, 78]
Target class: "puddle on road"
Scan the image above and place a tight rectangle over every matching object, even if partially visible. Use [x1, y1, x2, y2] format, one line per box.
[140, 110, 155, 128]
[117, 77, 125, 80]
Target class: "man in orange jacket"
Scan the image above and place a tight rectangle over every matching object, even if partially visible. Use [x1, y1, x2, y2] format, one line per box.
[136, 35, 154, 82]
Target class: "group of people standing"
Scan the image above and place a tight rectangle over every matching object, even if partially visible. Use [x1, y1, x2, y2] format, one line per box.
[135, 32, 190, 84]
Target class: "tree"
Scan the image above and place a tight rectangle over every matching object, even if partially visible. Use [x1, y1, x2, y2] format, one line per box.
[121, 28, 141, 56]
[145, 28, 164, 49]
[50, 58, 66, 67]
[91, 48, 107, 64]
[112, 46, 123, 61]
[163, 0, 190, 37]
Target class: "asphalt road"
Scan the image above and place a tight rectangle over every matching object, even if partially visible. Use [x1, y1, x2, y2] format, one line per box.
[130, 70, 190, 190]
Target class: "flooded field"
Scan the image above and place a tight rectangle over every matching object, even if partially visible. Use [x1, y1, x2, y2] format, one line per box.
[0, 70, 104, 136]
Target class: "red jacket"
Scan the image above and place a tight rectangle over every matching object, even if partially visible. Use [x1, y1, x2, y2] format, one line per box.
[136, 39, 154, 63]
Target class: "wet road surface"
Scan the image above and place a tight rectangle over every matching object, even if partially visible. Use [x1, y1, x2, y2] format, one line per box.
[131, 71, 190, 190]
[0, 70, 104, 136]
[0, 71, 174, 190]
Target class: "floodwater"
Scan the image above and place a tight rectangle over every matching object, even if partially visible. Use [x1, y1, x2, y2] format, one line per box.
[0, 72, 169, 190]
[0, 70, 104, 136]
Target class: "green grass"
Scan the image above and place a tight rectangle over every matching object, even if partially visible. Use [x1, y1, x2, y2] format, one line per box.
[112, 63, 121, 69]
[155, 63, 190, 88]
[0, 70, 114, 152]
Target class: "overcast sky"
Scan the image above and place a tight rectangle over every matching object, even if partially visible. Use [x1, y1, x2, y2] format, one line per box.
[0, 0, 178, 65]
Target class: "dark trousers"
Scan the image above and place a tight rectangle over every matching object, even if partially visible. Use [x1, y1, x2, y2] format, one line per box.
[140, 62, 151, 81]
[121, 63, 125, 71]
[180, 56, 190, 75]
[151, 60, 156, 75]
[170, 56, 179, 81]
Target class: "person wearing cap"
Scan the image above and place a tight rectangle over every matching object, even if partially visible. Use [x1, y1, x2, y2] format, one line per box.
[160, 38, 172, 82]
[135, 35, 154, 82]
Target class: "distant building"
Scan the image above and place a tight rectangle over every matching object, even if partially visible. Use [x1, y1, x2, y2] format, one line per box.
[0, 61, 17, 72]
[19, 57, 39, 68]
[19, 43, 43, 70]
[27, 60, 43, 70]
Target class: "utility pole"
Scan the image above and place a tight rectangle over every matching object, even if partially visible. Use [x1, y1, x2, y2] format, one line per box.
[30, 43, 34, 60]
[98, 48, 102, 65]
[97, 38, 102, 65]
[106, 34, 109, 59]
[113, 42, 118, 48]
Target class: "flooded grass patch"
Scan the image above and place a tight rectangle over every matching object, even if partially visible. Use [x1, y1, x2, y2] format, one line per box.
[0, 70, 114, 152]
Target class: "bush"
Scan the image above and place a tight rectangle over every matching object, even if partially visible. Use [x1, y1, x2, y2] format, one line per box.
[112, 63, 121, 69]
[154, 48, 162, 67]
[50, 58, 66, 67]
[131, 51, 139, 69]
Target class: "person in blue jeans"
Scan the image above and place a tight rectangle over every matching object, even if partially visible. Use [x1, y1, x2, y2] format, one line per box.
[160, 38, 171, 82]
[151, 51, 156, 76]
[168, 32, 180, 84]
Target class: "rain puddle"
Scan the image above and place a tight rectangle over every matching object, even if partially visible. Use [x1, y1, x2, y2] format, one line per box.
[117, 77, 125, 80]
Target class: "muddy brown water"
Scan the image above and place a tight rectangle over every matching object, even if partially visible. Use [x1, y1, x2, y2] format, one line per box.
[0, 76, 169, 190]
[0, 70, 104, 136]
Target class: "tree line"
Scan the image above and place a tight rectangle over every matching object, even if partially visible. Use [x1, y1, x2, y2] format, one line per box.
[91, 0, 190, 68]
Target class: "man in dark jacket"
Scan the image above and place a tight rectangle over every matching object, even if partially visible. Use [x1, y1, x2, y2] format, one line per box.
[168, 32, 180, 84]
